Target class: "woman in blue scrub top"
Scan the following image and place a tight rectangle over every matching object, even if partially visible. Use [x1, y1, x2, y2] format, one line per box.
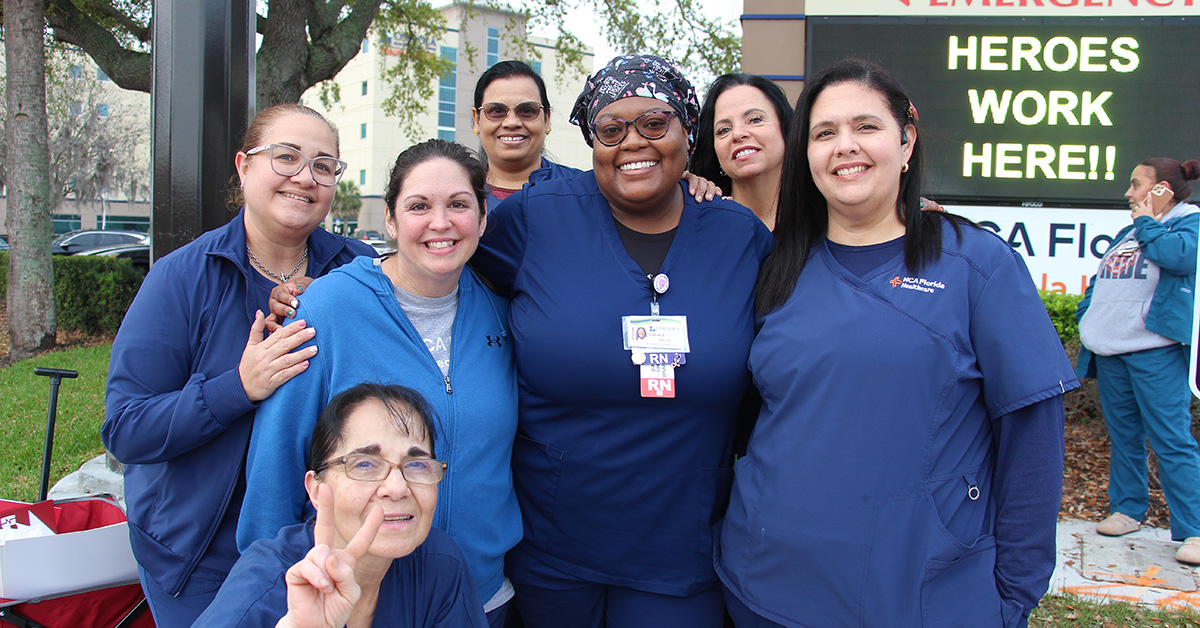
[716, 58, 1078, 628]
[1076, 157, 1200, 564]
[472, 54, 772, 628]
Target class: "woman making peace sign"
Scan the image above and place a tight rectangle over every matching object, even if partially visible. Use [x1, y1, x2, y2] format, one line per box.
[197, 384, 487, 627]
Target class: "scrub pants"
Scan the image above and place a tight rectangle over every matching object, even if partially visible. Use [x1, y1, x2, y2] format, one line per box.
[138, 563, 224, 627]
[722, 584, 786, 628]
[507, 545, 724, 628]
[1095, 343, 1200, 540]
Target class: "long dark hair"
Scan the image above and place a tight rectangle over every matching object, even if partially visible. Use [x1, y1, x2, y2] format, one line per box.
[690, 73, 793, 193]
[757, 58, 965, 315]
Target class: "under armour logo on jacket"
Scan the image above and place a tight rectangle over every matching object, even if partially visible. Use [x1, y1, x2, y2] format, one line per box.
[487, 335, 503, 347]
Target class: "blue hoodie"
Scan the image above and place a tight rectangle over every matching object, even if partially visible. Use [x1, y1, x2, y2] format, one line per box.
[238, 257, 521, 605]
[103, 210, 374, 595]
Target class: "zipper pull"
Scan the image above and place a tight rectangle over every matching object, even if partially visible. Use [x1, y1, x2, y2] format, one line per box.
[964, 472, 980, 501]
[444, 374, 453, 394]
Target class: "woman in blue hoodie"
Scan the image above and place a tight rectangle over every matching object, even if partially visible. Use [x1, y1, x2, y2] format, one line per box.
[238, 139, 521, 628]
[1077, 157, 1200, 565]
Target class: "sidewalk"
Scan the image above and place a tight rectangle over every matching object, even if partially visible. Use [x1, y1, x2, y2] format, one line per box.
[1052, 518, 1200, 611]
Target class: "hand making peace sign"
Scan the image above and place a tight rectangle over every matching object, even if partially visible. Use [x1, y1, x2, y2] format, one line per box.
[276, 483, 384, 628]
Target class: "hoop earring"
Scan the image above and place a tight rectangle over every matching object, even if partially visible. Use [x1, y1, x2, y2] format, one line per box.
[901, 163, 909, 173]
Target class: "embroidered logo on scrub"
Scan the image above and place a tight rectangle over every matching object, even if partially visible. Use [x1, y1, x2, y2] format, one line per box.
[890, 275, 946, 294]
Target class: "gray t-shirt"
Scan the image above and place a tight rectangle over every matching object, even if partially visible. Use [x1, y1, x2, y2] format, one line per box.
[387, 272, 458, 375]
[1078, 212, 1181, 357]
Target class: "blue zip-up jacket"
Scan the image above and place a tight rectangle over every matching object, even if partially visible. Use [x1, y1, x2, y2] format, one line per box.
[237, 257, 521, 605]
[103, 210, 374, 595]
[1075, 203, 1199, 379]
[485, 157, 582, 209]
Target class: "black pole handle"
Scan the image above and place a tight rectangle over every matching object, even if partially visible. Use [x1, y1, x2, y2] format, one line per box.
[34, 368, 78, 502]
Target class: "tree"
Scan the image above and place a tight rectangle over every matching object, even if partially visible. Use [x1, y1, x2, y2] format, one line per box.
[16, 1, 739, 115]
[5, 0, 57, 358]
[330, 179, 363, 235]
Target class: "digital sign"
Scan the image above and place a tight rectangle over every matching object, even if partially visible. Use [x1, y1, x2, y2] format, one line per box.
[807, 17, 1200, 207]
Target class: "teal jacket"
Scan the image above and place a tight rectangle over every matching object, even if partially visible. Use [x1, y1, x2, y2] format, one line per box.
[1075, 204, 1199, 379]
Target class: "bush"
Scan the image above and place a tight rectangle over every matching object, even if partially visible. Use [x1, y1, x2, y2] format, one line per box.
[0, 251, 143, 335]
[1039, 290, 1084, 345]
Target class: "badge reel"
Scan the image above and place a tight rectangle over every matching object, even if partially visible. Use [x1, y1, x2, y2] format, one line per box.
[623, 274, 689, 398]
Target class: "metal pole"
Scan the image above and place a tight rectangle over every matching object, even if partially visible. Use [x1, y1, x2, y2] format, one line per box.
[150, 0, 255, 262]
[33, 367, 78, 502]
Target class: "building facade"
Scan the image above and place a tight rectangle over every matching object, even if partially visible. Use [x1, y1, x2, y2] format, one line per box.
[303, 3, 595, 235]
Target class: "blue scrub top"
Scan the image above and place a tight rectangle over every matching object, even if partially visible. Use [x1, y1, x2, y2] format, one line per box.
[717, 222, 1078, 627]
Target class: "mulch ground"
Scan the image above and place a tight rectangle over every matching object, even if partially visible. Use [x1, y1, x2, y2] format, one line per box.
[0, 302, 1183, 531]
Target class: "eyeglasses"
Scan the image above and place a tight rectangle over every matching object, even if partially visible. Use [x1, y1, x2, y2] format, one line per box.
[315, 454, 447, 484]
[477, 102, 544, 122]
[245, 143, 347, 187]
[589, 110, 679, 147]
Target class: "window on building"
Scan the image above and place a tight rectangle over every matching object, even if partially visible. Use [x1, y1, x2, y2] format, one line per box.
[487, 27, 499, 68]
[359, 170, 366, 186]
[97, 104, 110, 118]
[362, 81, 368, 96]
[96, 68, 110, 81]
[438, 46, 457, 141]
[104, 215, 151, 232]
[360, 123, 367, 139]
[68, 65, 82, 79]
[531, 61, 542, 76]
[69, 101, 83, 116]
[362, 38, 369, 53]
[52, 214, 82, 235]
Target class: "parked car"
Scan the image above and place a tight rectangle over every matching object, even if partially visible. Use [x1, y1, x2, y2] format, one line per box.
[351, 229, 384, 241]
[51, 229, 148, 255]
[0, 235, 8, 251]
[75, 243, 150, 273]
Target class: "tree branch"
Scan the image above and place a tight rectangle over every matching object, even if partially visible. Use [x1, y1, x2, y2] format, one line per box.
[44, 0, 151, 92]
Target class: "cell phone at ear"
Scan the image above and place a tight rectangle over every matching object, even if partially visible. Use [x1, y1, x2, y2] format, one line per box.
[1148, 183, 1172, 216]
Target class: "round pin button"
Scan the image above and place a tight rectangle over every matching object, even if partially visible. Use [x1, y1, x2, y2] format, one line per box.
[631, 350, 646, 365]
[652, 273, 669, 295]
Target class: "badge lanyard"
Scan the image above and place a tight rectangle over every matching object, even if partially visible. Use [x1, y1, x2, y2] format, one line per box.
[621, 273, 689, 398]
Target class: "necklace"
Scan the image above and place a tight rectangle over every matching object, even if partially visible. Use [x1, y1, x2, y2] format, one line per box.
[247, 245, 308, 283]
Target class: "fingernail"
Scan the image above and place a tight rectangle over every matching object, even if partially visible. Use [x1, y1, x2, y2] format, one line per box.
[295, 285, 305, 293]
[290, 299, 299, 307]
[307, 328, 316, 336]
[286, 309, 295, 318]
[310, 346, 318, 353]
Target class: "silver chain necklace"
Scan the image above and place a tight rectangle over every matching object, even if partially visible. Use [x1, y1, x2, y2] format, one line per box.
[247, 245, 308, 283]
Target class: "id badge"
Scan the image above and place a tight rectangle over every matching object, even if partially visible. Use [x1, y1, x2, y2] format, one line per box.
[640, 363, 675, 398]
[622, 315, 690, 352]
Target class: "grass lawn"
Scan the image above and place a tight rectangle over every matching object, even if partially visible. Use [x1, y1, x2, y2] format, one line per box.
[0, 342, 111, 503]
[1032, 593, 1200, 626]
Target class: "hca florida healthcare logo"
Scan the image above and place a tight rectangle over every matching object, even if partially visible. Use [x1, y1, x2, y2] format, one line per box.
[890, 275, 948, 294]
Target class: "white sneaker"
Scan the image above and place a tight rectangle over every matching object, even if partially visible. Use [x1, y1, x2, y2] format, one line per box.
[1096, 512, 1140, 537]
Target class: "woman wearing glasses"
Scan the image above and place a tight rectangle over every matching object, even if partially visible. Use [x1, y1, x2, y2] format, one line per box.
[239, 139, 521, 627]
[103, 103, 375, 625]
[472, 54, 771, 627]
[197, 384, 487, 627]
[473, 60, 718, 210]
[472, 61, 581, 208]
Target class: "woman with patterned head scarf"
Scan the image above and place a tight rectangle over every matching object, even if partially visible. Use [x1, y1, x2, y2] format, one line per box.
[471, 54, 772, 628]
